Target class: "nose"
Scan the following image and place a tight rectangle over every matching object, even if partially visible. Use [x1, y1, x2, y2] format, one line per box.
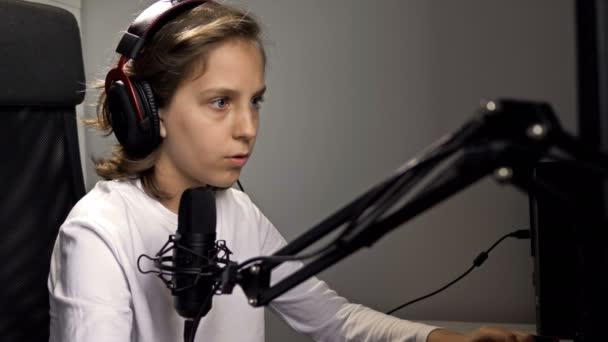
[233, 105, 258, 143]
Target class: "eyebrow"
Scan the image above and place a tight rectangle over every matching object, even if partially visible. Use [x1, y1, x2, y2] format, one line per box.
[200, 86, 267, 97]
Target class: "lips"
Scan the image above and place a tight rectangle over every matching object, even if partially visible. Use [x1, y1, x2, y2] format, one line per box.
[226, 153, 249, 167]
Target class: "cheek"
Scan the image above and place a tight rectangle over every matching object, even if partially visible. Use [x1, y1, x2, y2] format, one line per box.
[191, 132, 221, 157]
[163, 113, 197, 156]
[172, 118, 225, 158]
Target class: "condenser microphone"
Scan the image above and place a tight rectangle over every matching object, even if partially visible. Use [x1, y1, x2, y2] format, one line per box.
[173, 186, 217, 319]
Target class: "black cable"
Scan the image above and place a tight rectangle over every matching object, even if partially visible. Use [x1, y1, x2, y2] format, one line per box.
[185, 282, 220, 342]
[236, 179, 245, 192]
[386, 229, 531, 315]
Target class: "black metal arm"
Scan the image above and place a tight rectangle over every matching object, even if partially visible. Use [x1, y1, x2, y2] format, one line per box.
[219, 98, 608, 307]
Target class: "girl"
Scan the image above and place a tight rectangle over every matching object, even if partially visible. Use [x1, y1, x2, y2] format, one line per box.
[48, 1, 534, 341]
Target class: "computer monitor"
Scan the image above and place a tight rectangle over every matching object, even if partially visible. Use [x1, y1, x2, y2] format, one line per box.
[530, 161, 608, 341]
[530, 2, 608, 340]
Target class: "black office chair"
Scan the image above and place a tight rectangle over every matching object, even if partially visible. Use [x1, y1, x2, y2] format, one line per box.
[0, 1, 86, 340]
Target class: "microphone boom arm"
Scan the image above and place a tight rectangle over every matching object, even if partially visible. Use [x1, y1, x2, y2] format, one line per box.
[223, 99, 608, 307]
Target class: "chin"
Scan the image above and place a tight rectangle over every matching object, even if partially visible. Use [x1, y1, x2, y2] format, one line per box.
[208, 175, 239, 189]
[209, 183, 233, 190]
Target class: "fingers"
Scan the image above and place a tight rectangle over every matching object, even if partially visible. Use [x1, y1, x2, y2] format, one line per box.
[468, 326, 535, 342]
[512, 330, 536, 342]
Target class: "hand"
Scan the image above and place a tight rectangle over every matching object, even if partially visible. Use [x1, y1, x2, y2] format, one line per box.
[467, 326, 535, 342]
[428, 326, 536, 342]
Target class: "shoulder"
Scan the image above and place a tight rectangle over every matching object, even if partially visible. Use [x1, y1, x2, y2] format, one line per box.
[68, 179, 140, 222]
[215, 187, 266, 223]
[216, 188, 286, 253]
[216, 187, 255, 210]
[60, 179, 152, 241]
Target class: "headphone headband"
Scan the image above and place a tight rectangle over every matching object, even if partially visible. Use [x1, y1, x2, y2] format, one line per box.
[116, 0, 211, 60]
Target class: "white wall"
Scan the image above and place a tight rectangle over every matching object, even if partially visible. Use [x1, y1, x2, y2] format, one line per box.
[80, 1, 576, 341]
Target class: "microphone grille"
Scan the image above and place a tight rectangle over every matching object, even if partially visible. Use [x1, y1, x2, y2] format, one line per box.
[177, 187, 216, 234]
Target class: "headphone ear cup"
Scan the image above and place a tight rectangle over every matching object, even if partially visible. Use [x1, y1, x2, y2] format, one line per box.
[133, 80, 161, 149]
[106, 79, 160, 156]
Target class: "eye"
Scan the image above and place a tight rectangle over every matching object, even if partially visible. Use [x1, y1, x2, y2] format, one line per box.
[252, 96, 265, 110]
[210, 97, 229, 110]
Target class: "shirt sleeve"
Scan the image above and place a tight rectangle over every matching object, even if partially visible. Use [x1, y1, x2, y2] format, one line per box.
[258, 211, 439, 342]
[48, 220, 133, 342]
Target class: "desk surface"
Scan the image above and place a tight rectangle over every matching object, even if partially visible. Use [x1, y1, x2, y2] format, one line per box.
[421, 321, 572, 342]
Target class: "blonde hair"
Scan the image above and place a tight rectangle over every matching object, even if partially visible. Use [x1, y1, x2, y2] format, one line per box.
[88, 2, 266, 199]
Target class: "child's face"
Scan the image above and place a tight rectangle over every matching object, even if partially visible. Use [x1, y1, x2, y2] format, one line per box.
[157, 38, 266, 190]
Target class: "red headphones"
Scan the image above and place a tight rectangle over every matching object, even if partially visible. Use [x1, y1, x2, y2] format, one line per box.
[104, 0, 212, 156]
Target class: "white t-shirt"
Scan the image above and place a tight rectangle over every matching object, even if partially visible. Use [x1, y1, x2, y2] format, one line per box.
[48, 179, 438, 342]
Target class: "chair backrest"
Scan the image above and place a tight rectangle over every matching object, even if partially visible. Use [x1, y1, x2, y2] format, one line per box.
[0, 1, 86, 340]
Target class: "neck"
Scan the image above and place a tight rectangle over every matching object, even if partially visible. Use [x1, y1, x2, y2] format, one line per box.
[153, 154, 206, 215]
[159, 192, 180, 215]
